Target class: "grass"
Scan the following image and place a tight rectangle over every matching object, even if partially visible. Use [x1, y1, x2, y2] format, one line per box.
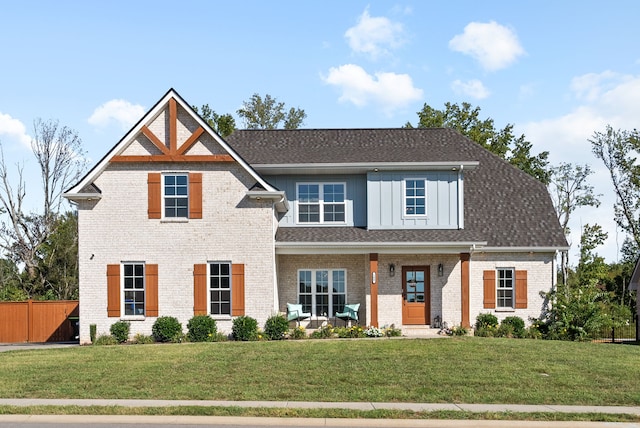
[0, 337, 638, 406]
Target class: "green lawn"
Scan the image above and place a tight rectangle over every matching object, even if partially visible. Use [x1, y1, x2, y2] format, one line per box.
[1, 337, 638, 406]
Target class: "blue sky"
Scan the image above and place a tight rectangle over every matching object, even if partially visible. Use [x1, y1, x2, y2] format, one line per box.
[1, 1, 639, 264]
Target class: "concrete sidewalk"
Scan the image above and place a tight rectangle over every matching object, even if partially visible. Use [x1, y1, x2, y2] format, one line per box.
[1, 398, 639, 415]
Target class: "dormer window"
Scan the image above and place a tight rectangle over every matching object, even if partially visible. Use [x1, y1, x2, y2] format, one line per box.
[404, 179, 426, 216]
[297, 183, 345, 224]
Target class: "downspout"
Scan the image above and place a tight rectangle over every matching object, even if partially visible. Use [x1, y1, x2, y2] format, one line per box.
[272, 202, 279, 313]
[458, 165, 464, 229]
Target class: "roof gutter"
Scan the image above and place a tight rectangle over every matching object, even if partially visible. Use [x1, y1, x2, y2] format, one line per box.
[246, 190, 289, 213]
[275, 241, 488, 255]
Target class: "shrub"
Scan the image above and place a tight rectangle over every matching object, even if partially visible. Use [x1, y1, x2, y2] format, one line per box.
[474, 325, 496, 337]
[89, 324, 97, 343]
[289, 326, 307, 340]
[152, 316, 183, 343]
[109, 321, 130, 343]
[232, 316, 258, 341]
[475, 313, 499, 330]
[310, 323, 334, 339]
[187, 315, 217, 342]
[364, 326, 384, 337]
[447, 325, 468, 336]
[383, 324, 402, 337]
[264, 314, 289, 340]
[500, 316, 525, 338]
[94, 334, 118, 346]
[131, 333, 154, 344]
[334, 325, 365, 338]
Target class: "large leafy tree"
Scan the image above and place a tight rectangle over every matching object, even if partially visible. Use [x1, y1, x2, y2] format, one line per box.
[37, 211, 79, 300]
[548, 163, 601, 283]
[590, 125, 640, 249]
[407, 102, 550, 184]
[192, 104, 236, 138]
[0, 119, 87, 298]
[237, 93, 307, 130]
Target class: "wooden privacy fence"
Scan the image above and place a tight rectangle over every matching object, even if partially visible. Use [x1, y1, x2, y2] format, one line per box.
[0, 300, 79, 343]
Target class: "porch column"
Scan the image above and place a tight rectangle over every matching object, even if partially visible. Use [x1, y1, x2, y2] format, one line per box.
[460, 253, 470, 328]
[370, 253, 378, 327]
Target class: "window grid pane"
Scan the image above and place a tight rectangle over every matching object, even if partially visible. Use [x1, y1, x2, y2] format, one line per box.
[123, 263, 145, 316]
[405, 179, 426, 215]
[164, 174, 189, 218]
[297, 269, 347, 317]
[210, 262, 231, 315]
[497, 268, 514, 308]
[298, 183, 345, 224]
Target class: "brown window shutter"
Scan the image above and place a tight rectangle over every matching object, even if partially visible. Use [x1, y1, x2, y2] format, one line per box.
[232, 264, 245, 316]
[193, 264, 207, 315]
[148, 173, 161, 219]
[107, 264, 121, 317]
[189, 173, 202, 219]
[483, 270, 496, 309]
[515, 270, 528, 309]
[146, 264, 159, 317]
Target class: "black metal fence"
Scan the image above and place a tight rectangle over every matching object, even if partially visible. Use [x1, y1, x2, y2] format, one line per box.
[592, 313, 638, 343]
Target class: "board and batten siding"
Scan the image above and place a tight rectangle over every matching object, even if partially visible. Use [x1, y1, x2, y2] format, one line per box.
[367, 171, 460, 229]
[265, 175, 367, 227]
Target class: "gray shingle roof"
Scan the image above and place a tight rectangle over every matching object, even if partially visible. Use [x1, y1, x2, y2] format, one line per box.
[227, 128, 568, 249]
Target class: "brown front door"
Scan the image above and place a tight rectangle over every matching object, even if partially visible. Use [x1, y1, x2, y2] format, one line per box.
[402, 266, 430, 325]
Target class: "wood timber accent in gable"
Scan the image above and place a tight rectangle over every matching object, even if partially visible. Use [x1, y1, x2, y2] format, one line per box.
[111, 97, 232, 163]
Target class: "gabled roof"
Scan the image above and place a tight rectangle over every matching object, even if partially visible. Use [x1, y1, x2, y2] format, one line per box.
[228, 128, 568, 250]
[64, 88, 278, 198]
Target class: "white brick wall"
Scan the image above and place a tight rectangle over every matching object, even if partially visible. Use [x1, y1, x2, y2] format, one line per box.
[77, 160, 276, 344]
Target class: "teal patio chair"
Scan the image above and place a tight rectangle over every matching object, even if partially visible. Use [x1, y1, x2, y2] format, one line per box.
[335, 303, 360, 326]
[287, 303, 311, 326]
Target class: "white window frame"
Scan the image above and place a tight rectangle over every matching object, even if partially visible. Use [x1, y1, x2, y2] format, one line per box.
[162, 173, 189, 219]
[296, 182, 347, 224]
[121, 262, 145, 319]
[496, 267, 515, 309]
[208, 261, 232, 318]
[297, 269, 347, 317]
[403, 178, 427, 218]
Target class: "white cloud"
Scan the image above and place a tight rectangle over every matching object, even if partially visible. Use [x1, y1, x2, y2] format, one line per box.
[520, 72, 640, 263]
[451, 79, 490, 99]
[88, 99, 144, 130]
[322, 64, 423, 115]
[449, 21, 525, 71]
[345, 7, 405, 59]
[0, 113, 31, 149]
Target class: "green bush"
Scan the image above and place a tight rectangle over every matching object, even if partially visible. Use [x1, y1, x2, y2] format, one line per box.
[289, 326, 307, 339]
[383, 324, 402, 337]
[448, 325, 468, 336]
[187, 315, 217, 342]
[131, 333, 154, 344]
[109, 321, 130, 343]
[500, 316, 525, 338]
[152, 316, 183, 343]
[232, 316, 259, 341]
[475, 313, 499, 330]
[474, 325, 496, 337]
[93, 334, 118, 346]
[310, 324, 334, 339]
[334, 325, 365, 338]
[264, 314, 289, 340]
[89, 324, 97, 343]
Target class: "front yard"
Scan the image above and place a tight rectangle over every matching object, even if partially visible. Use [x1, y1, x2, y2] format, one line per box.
[0, 337, 638, 406]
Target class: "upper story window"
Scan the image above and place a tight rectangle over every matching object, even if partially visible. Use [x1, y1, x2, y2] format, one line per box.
[123, 262, 145, 316]
[404, 179, 426, 216]
[164, 174, 188, 218]
[497, 268, 514, 309]
[297, 183, 345, 224]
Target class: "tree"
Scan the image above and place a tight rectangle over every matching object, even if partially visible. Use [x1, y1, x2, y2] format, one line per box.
[192, 104, 236, 138]
[237, 93, 307, 130]
[37, 211, 79, 300]
[0, 119, 87, 297]
[407, 102, 550, 184]
[549, 163, 601, 283]
[591, 125, 640, 248]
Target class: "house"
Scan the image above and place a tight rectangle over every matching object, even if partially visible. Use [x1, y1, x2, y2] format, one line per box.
[628, 258, 640, 331]
[64, 89, 568, 344]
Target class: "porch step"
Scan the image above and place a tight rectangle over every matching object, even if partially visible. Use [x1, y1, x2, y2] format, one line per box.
[401, 325, 443, 338]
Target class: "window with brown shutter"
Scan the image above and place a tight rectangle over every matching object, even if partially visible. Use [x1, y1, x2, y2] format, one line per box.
[189, 173, 202, 219]
[193, 264, 208, 315]
[146, 264, 159, 317]
[515, 270, 528, 308]
[107, 264, 121, 317]
[148, 173, 161, 219]
[483, 270, 496, 309]
[232, 264, 245, 316]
